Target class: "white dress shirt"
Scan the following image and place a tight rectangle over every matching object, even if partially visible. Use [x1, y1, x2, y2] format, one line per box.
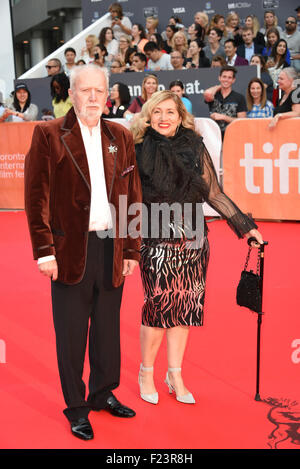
[38, 118, 112, 265]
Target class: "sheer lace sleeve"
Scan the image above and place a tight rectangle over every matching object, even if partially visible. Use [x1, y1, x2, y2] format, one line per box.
[200, 142, 257, 238]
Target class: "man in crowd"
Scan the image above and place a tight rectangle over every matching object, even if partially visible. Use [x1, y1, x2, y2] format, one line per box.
[224, 39, 248, 66]
[144, 41, 173, 71]
[45, 58, 62, 77]
[170, 50, 186, 70]
[204, 65, 247, 139]
[128, 52, 148, 72]
[282, 16, 300, 72]
[25, 64, 142, 441]
[237, 27, 264, 62]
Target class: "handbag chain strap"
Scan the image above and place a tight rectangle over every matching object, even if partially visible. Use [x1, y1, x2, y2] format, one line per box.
[244, 246, 261, 275]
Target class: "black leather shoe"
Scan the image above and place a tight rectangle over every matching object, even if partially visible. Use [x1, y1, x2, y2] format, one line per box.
[105, 394, 136, 418]
[70, 417, 94, 440]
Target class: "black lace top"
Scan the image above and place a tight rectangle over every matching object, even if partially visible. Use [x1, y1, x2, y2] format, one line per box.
[135, 126, 257, 242]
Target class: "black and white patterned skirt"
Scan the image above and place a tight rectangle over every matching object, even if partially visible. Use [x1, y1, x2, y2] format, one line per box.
[139, 238, 210, 328]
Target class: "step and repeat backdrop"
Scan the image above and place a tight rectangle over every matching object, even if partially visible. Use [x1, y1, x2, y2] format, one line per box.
[81, 0, 298, 31]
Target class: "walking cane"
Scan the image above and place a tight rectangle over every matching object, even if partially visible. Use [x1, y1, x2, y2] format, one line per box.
[247, 238, 269, 402]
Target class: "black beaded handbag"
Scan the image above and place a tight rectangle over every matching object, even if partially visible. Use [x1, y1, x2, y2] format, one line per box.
[236, 245, 262, 313]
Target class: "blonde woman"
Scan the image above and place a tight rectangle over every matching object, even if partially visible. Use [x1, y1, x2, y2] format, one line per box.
[131, 90, 263, 406]
[244, 14, 265, 46]
[260, 10, 283, 38]
[225, 12, 243, 45]
[80, 34, 98, 63]
[113, 34, 131, 64]
[145, 16, 159, 40]
[171, 31, 189, 57]
[124, 74, 159, 117]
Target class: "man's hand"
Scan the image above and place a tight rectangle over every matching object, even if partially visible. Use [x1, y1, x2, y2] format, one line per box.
[38, 259, 58, 280]
[122, 259, 138, 276]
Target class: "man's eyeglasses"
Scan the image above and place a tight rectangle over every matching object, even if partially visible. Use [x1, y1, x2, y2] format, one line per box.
[45, 65, 58, 69]
[286, 20, 296, 24]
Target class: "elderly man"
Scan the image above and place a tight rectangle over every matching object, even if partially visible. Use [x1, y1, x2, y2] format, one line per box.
[45, 58, 62, 76]
[25, 64, 142, 440]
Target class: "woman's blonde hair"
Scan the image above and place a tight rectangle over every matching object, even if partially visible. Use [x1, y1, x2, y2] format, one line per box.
[146, 16, 159, 30]
[131, 90, 195, 144]
[85, 34, 98, 49]
[225, 12, 240, 27]
[141, 74, 159, 101]
[171, 31, 189, 53]
[245, 14, 260, 36]
[246, 77, 267, 111]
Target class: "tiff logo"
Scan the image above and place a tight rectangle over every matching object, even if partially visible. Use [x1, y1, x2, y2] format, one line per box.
[240, 143, 300, 194]
[0, 339, 6, 364]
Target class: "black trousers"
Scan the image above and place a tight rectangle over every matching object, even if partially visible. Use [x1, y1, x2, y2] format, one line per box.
[51, 232, 124, 422]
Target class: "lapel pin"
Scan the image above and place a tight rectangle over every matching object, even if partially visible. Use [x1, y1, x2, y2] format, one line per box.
[108, 144, 118, 155]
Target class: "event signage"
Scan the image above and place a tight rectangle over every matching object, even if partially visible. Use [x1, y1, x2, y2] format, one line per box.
[223, 118, 300, 220]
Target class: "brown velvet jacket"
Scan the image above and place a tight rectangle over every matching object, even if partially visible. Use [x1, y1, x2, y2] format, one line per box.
[24, 107, 142, 286]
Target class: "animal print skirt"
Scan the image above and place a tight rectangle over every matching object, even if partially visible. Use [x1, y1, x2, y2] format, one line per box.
[140, 238, 210, 328]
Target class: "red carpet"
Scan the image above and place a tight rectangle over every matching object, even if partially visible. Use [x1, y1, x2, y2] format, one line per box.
[0, 211, 300, 450]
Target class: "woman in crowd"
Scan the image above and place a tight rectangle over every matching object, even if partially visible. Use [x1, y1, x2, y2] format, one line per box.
[130, 90, 263, 405]
[187, 23, 204, 44]
[124, 46, 138, 69]
[92, 43, 109, 68]
[80, 34, 98, 63]
[131, 23, 148, 53]
[186, 38, 210, 69]
[162, 24, 177, 54]
[203, 27, 226, 62]
[106, 82, 131, 118]
[244, 14, 265, 46]
[246, 77, 274, 118]
[108, 2, 132, 41]
[50, 73, 72, 118]
[98, 27, 119, 65]
[225, 12, 242, 46]
[269, 67, 300, 127]
[145, 16, 159, 40]
[262, 28, 290, 64]
[149, 33, 166, 53]
[63, 47, 77, 76]
[171, 31, 189, 58]
[260, 10, 283, 38]
[114, 34, 131, 65]
[5, 83, 38, 122]
[250, 54, 274, 102]
[124, 74, 159, 117]
[210, 55, 226, 67]
[169, 80, 193, 114]
[266, 39, 290, 88]
[194, 11, 209, 39]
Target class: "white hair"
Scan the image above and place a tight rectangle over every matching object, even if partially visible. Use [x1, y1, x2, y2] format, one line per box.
[69, 63, 109, 91]
[281, 66, 298, 82]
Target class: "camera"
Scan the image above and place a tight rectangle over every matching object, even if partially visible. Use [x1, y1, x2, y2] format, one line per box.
[94, 53, 99, 60]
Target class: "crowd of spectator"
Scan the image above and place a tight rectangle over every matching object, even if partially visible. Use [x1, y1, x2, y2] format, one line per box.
[1, 2, 300, 140]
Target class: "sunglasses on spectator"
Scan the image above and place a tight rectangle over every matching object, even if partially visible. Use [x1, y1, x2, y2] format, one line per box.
[285, 20, 296, 24]
[46, 65, 58, 69]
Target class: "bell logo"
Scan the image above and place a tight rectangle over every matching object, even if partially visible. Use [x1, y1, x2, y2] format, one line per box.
[240, 142, 300, 194]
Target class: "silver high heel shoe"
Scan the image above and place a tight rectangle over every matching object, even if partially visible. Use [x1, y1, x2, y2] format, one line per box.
[138, 364, 159, 405]
[165, 368, 195, 404]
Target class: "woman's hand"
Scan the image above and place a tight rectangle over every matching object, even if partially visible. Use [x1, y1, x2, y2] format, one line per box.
[269, 113, 281, 128]
[245, 229, 264, 248]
